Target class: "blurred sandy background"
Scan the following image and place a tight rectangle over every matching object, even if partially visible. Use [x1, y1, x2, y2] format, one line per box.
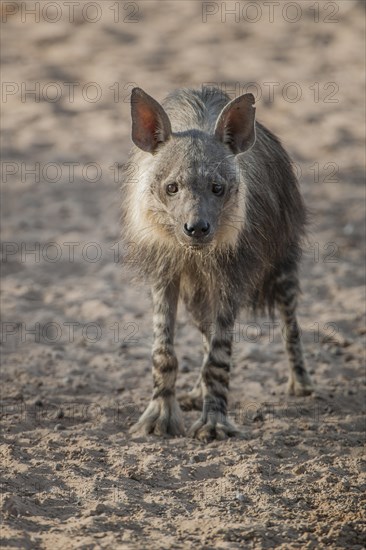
[1, 1, 365, 548]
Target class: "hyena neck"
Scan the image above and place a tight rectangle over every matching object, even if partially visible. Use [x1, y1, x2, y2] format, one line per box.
[123, 234, 266, 313]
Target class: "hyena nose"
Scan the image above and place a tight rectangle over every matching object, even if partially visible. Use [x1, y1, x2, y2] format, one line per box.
[183, 220, 210, 237]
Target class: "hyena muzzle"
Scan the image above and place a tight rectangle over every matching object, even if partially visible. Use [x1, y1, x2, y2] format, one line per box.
[121, 86, 313, 443]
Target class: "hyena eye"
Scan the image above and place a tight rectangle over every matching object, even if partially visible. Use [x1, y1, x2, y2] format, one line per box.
[166, 183, 179, 195]
[212, 183, 224, 196]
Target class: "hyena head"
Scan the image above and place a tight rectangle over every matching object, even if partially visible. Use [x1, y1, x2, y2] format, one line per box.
[130, 88, 256, 250]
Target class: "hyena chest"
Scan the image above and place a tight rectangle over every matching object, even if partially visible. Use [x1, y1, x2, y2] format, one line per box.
[179, 260, 225, 319]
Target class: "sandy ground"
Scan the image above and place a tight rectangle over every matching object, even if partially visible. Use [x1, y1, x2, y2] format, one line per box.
[1, 1, 365, 548]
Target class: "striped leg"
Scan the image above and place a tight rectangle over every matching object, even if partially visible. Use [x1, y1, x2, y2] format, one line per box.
[178, 331, 209, 411]
[178, 285, 213, 411]
[130, 279, 185, 436]
[276, 272, 313, 396]
[189, 306, 242, 442]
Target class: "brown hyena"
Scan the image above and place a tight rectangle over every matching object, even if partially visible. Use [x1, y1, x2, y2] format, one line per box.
[121, 86, 313, 442]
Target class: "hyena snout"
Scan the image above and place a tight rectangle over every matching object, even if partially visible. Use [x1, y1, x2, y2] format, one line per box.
[183, 219, 210, 238]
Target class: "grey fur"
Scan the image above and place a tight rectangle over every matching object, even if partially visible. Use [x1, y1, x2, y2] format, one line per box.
[122, 86, 313, 442]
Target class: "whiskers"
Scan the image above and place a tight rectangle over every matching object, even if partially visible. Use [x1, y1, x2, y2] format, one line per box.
[132, 219, 175, 244]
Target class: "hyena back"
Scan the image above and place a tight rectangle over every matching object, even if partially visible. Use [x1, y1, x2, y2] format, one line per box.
[121, 86, 313, 442]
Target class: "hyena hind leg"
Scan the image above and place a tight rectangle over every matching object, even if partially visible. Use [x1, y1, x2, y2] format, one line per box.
[178, 330, 210, 411]
[179, 375, 203, 411]
[276, 273, 314, 396]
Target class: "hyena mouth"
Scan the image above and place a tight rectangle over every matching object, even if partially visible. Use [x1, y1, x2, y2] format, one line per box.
[176, 236, 213, 250]
[182, 242, 214, 252]
[178, 233, 215, 249]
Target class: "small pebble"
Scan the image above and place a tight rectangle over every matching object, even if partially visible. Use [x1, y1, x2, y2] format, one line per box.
[54, 424, 66, 431]
[341, 477, 350, 489]
[190, 453, 204, 463]
[294, 464, 306, 475]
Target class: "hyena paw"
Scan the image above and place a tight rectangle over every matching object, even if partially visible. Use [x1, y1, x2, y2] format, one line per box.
[189, 413, 243, 443]
[288, 370, 314, 396]
[178, 390, 203, 411]
[130, 397, 185, 437]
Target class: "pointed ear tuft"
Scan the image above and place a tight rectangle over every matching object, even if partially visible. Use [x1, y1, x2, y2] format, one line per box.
[131, 88, 172, 154]
[214, 93, 256, 155]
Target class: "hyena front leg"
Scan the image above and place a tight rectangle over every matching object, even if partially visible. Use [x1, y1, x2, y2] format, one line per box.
[189, 304, 242, 443]
[276, 272, 314, 396]
[130, 280, 185, 437]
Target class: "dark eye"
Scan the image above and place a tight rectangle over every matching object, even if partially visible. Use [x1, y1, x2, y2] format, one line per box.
[212, 183, 224, 196]
[166, 183, 178, 195]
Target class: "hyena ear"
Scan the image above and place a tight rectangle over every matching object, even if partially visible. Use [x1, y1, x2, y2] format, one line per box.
[214, 93, 256, 154]
[131, 88, 172, 154]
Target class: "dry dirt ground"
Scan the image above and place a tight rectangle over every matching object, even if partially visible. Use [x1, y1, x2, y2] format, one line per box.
[1, 1, 365, 548]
